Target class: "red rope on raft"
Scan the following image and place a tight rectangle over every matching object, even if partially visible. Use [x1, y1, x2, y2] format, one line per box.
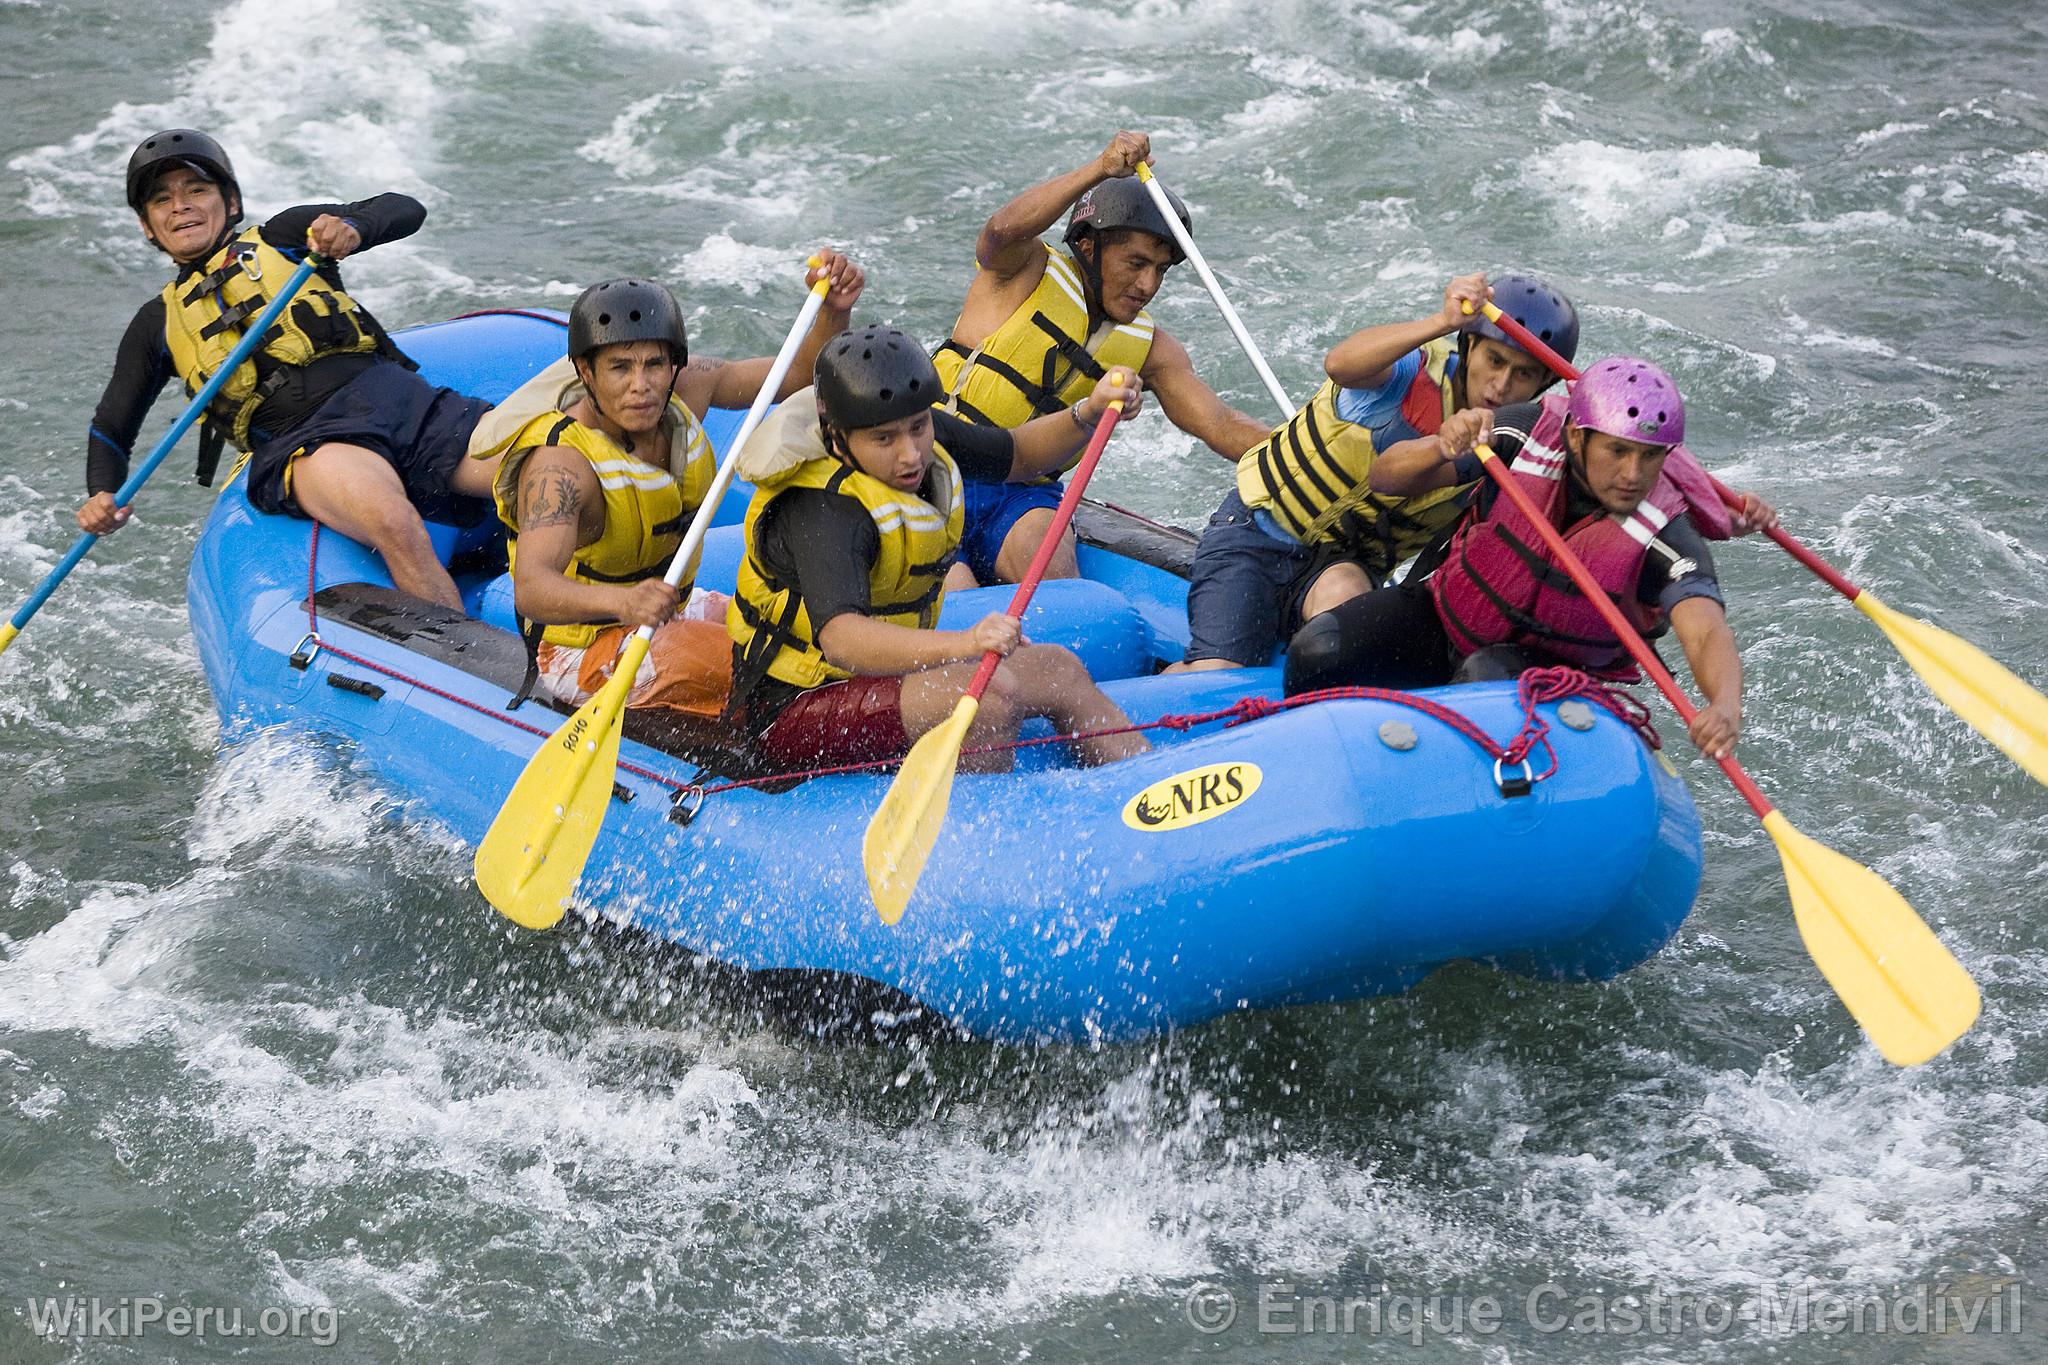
[297, 525, 1660, 802]
[685, 666, 1662, 797]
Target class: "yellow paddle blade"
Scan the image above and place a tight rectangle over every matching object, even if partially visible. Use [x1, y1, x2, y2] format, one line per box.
[0, 623, 17, 655]
[1764, 809, 1981, 1066]
[473, 652, 639, 930]
[863, 695, 979, 925]
[1856, 591, 2048, 787]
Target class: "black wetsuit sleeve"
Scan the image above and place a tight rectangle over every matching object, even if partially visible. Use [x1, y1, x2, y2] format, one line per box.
[1446, 400, 1541, 487]
[1640, 511, 1723, 611]
[258, 195, 426, 254]
[931, 409, 1017, 484]
[86, 298, 176, 495]
[758, 490, 881, 629]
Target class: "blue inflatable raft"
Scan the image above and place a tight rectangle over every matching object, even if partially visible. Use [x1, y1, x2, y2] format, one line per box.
[187, 311, 1704, 1043]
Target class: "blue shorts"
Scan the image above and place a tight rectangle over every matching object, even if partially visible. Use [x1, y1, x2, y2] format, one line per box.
[959, 478, 1067, 583]
[246, 362, 493, 521]
[1183, 490, 1331, 666]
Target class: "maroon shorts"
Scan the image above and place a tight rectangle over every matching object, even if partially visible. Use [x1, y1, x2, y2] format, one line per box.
[757, 675, 909, 768]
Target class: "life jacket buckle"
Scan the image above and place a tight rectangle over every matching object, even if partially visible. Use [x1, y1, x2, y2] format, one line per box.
[667, 784, 707, 827]
[1493, 756, 1535, 799]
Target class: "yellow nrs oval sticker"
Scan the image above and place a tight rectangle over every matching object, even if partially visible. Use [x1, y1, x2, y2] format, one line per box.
[1121, 762, 1262, 832]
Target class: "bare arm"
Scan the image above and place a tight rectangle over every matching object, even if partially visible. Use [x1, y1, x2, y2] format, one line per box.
[678, 251, 865, 416]
[1369, 408, 1494, 496]
[1325, 272, 1489, 389]
[976, 131, 1152, 278]
[1005, 368, 1145, 481]
[511, 451, 677, 631]
[1669, 595, 1743, 758]
[818, 611, 1018, 675]
[1142, 329, 1272, 462]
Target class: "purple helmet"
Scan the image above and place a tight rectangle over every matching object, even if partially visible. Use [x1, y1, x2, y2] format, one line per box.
[1567, 356, 1685, 447]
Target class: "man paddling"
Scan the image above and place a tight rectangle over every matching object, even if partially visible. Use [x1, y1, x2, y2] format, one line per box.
[1286, 357, 1749, 757]
[80, 129, 496, 611]
[1175, 272, 1579, 670]
[933, 130, 1270, 587]
[727, 327, 1150, 770]
[470, 264, 862, 715]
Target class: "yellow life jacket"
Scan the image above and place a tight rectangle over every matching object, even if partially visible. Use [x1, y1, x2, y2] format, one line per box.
[487, 367, 716, 650]
[159, 226, 390, 452]
[1234, 338, 1466, 582]
[932, 243, 1153, 447]
[729, 416, 965, 695]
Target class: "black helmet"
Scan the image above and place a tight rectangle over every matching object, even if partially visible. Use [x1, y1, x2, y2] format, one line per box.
[126, 128, 242, 223]
[568, 278, 688, 366]
[1470, 273, 1580, 366]
[814, 327, 940, 432]
[1063, 177, 1189, 264]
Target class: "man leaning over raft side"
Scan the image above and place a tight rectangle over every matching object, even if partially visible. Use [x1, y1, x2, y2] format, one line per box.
[1285, 357, 1773, 759]
[80, 129, 498, 611]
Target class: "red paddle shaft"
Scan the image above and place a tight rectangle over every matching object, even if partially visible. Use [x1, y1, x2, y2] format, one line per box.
[1473, 444, 1776, 820]
[964, 402, 1126, 698]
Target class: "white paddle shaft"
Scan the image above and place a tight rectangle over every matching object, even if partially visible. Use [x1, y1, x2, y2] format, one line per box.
[1136, 165, 1293, 419]
[640, 275, 833, 636]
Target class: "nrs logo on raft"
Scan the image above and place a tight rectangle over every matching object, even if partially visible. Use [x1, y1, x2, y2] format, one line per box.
[1121, 762, 1262, 832]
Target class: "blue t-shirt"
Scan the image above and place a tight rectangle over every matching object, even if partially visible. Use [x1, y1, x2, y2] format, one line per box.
[1330, 346, 1460, 445]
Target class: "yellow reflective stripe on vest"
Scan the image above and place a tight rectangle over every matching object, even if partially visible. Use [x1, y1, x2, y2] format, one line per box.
[731, 448, 966, 693]
[932, 244, 1153, 433]
[492, 401, 713, 649]
[158, 227, 382, 450]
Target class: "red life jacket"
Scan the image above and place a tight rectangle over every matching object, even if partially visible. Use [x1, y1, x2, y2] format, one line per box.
[1428, 393, 1711, 679]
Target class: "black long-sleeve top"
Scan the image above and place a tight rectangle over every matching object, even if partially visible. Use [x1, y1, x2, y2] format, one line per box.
[85, 193, 425, 495]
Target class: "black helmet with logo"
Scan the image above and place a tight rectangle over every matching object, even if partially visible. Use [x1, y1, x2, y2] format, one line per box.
[568, 278, 688, 366]
[814, 326, 940, 432]
[125, 128, 242, 223]
[1062, 176, 1190, 264]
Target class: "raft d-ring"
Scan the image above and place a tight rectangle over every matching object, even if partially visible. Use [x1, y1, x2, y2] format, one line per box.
[287, 632, 321, 671]
[667, 785, 707, 827]
[1493, 757, 1535, 799]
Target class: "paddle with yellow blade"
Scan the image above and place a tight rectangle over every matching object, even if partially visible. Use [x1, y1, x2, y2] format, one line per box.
[1133, 162, 1295, 420]
[863, 386, 1130, 925]
[1470, 297, 2048, 788]
[474, 262, 834, 930]
[1472, 437, 1980, 1065]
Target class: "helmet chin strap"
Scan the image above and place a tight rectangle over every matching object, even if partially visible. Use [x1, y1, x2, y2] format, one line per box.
[1071, 233, 1108, 330]
[579, 358, 681, 455]
[1563, 422, 1594, 498]
[821, 419, 856, 466]
[154, 219, 236, 264]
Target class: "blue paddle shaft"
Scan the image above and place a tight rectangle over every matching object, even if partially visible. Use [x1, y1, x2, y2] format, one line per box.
[7, 253, 324, 635]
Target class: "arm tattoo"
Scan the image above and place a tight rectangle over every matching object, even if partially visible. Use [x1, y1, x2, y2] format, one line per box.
[522, 467, 585, 531]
